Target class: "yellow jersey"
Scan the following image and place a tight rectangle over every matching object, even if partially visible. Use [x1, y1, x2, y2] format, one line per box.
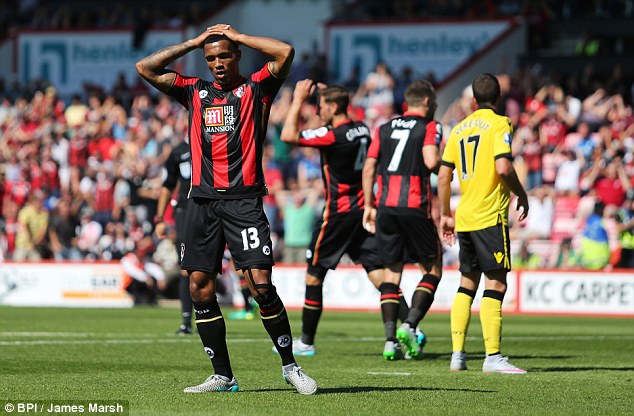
[441, 107, 513, 232]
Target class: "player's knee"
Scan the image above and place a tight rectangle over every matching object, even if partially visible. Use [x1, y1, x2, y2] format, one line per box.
[306, 265, 328, 281]
[188, 271, 214, 301]
[252, 283, 279, 306]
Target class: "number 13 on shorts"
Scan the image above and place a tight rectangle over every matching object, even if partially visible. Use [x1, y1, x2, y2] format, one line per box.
[241, 227, 261, 250]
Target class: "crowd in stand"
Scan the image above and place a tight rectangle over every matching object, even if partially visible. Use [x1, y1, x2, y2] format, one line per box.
[1, 51, 634, 271]
[1, 0, 634, 271]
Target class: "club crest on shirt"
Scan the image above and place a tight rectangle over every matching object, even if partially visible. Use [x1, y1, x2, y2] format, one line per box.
[199, 90, 208, 99]
[233, 85, 245, 98]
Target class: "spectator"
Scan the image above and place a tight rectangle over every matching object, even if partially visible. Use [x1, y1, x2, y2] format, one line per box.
[554, 148, 583, 196]
[64, 94, 88, 128]
[549, 237, 580, 269]
[277, 191, 317, 264]
[48, 199, 81, 261]
[354, 61, 395, 111]
[579, 201, 610, 270]
[153, 225, 180, 281]
[120, 237, 166, 305]
[512, 239, 542, 269]
[520, 185, 555, 239]
[616, 192, 634, 268]
[514, 124, 543, 190]
[581, 155, 632, 208]
[75, 207, 103, 259]
[13, 190, 49, 261]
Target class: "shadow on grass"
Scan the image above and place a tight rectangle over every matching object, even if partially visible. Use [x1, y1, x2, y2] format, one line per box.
[532, 367, 634, 372]
[244, 386, 496, 394]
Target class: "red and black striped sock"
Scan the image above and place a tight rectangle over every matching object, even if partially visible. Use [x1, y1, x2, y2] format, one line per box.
[407, 274, 440, 327]
[301, 285, 323, 345]
[379, 283, 400, 341]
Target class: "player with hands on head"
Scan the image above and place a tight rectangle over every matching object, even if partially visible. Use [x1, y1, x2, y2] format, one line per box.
[136, 24, 317, 395]
[437, 73, 529, 374]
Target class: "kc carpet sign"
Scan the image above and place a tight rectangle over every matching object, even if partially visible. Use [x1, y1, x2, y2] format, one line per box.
[18, 30, 183, 95]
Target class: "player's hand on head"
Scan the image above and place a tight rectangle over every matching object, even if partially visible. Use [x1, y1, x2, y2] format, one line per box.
[294, 79, 315, 101]
[208, 24, 241, 44]
[192, 28, 214, 48]
[440, 215, 455, 246]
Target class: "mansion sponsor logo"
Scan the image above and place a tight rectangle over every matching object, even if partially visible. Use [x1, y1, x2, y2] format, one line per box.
[204, 106, 236, 133]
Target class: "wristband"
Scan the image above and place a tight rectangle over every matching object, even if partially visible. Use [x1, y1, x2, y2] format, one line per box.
[153, 215, 164, 225]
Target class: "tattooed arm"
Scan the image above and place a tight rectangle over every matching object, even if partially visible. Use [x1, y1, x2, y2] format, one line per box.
[135, 29, 213, 94]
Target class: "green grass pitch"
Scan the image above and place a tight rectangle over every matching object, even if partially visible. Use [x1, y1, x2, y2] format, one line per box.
[1, 306, 633, 415]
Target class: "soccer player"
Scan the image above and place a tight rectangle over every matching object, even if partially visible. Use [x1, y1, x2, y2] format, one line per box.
[280, 80, 411, 357]
[362, 80, 443, 360]
[136, 24, 317, 394]
[437, 73, 529, 374]
[154, 137, 193, 335]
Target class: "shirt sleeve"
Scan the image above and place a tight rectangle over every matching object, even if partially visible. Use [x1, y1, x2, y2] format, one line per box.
[441, 129, 457, 168]
[493, 117, 513, 160]
[167, 73, 199, 110]
[297, 127, 336, 147]
[424, 120, 442, 147]
[251, 63, 284, 102]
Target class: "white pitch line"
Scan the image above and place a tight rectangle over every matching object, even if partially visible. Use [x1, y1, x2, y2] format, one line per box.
[1, 335, 633, 347]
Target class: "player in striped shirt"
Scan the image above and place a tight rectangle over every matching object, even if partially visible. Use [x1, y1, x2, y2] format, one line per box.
[136, 24, 316, 395]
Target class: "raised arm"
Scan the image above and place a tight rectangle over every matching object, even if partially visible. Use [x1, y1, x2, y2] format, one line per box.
[209, 24, 294, 79]
[280, 79, 315, 144]
[135, 29, 213, 94]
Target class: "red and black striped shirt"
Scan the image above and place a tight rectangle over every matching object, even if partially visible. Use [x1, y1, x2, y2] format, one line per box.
[368, 112, 442, 217]
[298, 119, 371, 217]
[168, 64, 283, 199]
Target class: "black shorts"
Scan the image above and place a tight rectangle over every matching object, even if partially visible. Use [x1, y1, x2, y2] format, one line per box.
[458, 223, 511, 274]
[375, 211, 442, 265]
[307, 214, 381, 272]
[181, 197, 274, 274]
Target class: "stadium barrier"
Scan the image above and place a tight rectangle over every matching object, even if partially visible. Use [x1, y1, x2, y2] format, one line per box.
[0, 262, 132, 308]
[1, 263, 632, 316]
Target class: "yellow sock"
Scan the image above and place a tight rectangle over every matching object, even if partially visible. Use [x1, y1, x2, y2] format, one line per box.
[480, 292, 503, 355]
[450, 290, 474, 352]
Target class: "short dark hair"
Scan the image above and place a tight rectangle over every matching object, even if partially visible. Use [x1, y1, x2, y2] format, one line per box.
[204, 34, 238, 50]
[405, 80, 437, 116]
[319, 85, 349, 115]
[472, 73, 500, 106]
